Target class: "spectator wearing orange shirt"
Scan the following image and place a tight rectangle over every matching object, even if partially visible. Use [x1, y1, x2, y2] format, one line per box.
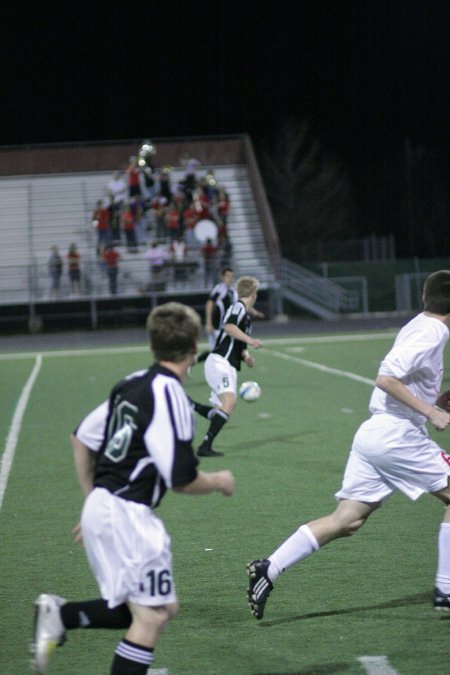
[92, 200, 111, 254]
[102, 245, 120, 295]
[122, 203, 138, 252]
[165, 202, 181, 241]
[66, 243, 81, 295]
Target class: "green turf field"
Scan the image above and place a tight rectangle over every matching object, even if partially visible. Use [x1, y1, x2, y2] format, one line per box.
[2, 331, 450, 674]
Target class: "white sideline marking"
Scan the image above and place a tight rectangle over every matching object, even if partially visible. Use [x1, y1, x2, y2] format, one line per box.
[357, 655, 399, 674]
[0, 355, 42, 512]
[266, 348, 376, 386]
[0, 332, 396, 361]
[150, 670, 169, 675]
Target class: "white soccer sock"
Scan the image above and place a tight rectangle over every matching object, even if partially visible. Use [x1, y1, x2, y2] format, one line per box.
[435, 522, 450, 594]
[267, 524, 319, 582]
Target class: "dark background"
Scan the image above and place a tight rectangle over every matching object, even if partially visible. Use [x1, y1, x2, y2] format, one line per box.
[1, 0, 449, 258]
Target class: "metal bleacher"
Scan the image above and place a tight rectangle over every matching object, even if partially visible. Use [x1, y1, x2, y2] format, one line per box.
[0, 165, 276, 308]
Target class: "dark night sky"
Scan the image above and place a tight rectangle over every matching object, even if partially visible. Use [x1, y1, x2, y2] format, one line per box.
[1, 0, 449, 164]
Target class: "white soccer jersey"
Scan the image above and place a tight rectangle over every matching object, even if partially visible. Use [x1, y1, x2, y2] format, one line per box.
[369, 313, 449, 425]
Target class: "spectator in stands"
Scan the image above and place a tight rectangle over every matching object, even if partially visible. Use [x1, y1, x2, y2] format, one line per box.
[66, 243, 81, 295]
[131, 197, 149, 247]
[219, 232, 233, 270]
[200, 237, 218, 287]
[169, 236, 188, 284]
[217, 186, 230, 230]
[92, 199, 111, 254]
[165, 201, 182, 241]
[126, 156, 142, 199]
[144, 241, 169, 288]
[48, 245, 63, 298]
[122, 202, 138, 252]
[151, 196, 168, 239]
[183, 200, 199, 249]
[181, 153, 201, 196]
[157, 167, 173, 203]
[102, 244, 120, 295]
[106, 171, 127, 242]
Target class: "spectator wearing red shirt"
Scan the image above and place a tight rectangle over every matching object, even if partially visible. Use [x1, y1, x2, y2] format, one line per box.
[66, 243, 81, 295]
[122, 203, 138, 252]
[92, 199, 111, 253]
[165, 203, 181, 241]
[217, 187, 230, 231]
[182, 202, 199, 249]
[126, 157, 142, 199]
[201, 238, 218, 287]
[102, 245, 120, 295]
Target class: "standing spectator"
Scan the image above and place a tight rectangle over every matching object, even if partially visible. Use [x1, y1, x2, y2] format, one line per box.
[169, 236, 187, 284]
[92, 199, 111, 254]
[165, 202, 181, 241]
[31, 302, 235, 675]
[102, 244, 120, 295]
[157, 167, 173, 203]
[182, 201, 199, 249]
[151, 196, 168, 239]
[106, 171, 127, 242]
[217, 187, 230, 231]
[66, 243, 81, 295]
[218, 233, 233, 270]
[48, 245, 63, 298]
[126, 156, 142, 200]
[200, 238, 218, 287]
[122, 203, 138, 252]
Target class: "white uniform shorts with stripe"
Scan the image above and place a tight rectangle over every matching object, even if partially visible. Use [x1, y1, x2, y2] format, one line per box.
[81, 488, 177, 608]
[204, 353, 237, 407]
[335, 414, 450, 503]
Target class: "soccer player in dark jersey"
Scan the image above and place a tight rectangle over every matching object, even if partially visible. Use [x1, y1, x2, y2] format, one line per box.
[197, 267, 237, 362]
[197, 276, 262, 457]
[32, 302, 235, 675]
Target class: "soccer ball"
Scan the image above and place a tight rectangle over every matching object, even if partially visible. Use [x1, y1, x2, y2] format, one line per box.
[239, 381, 261, 402]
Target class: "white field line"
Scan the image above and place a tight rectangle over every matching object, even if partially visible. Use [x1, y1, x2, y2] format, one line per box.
[0, 332, 396, 362]
[357, 655, 399, 674]
[265, 348, 376, 386]
[0, 354, 42, 512]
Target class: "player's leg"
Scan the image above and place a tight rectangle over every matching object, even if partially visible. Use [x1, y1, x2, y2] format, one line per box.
[198, 356, 236, 457]
[431, 480, 450, 609]
[247, 499, 378, 620]
[110, 601, 178, 674]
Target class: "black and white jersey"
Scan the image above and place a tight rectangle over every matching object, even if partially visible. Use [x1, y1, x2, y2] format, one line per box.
[74, 364, 198, 508]
[209, 282, 238, 330]
[213, 300, 252, 370]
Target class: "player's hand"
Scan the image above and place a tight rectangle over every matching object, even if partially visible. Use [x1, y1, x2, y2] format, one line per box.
[72, 522, 84, 546]
[217, 470, 235, 496]
[249, 338, 262, 349]
[205, 322, 213, 334]
[430, 406, 450, 431]
[244, 353, 255, 368]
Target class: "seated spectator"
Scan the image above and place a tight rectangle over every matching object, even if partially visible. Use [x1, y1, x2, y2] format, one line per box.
[92, 199, 111, 254]
[66, 243, 81, 295]
[143, 241, 169, 287]
[102, 244, 120, 295]
[48, 245, 63, 298]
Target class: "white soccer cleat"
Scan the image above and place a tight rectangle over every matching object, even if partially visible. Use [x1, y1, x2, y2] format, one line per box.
[31, 593, 67, 673]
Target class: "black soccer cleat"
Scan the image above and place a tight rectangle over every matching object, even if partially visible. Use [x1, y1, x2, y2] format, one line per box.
[197, 442, 224, 457]
[247, 559, 273, 620]
[434, 587, 450, 610]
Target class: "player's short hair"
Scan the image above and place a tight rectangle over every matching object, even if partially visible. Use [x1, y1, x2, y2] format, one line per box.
[237, 276, 259, 298]
[147, 302, 200, 362]
[423, 270, 450, 315]
[221, 267, 233, 276]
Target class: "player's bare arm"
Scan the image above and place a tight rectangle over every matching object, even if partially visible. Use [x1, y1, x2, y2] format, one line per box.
[70, 433, 96, 497]
[172, 470, 235, 496]
[375, 374, 450, 431]
[242, 349, 255, 368]
[224, 322, 262, 348]
[204, 299, 214, 333]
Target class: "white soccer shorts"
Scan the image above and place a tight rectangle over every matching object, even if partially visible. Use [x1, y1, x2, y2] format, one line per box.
[81, 488, 177, 608]
[204, 353, 237, 407]
[335, 414, 450, 503]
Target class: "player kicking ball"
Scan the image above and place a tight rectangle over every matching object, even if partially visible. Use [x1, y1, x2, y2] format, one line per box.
[197, 276, 262, 457]
[31, 302, 234, 674]
[247, 270, 450, 620]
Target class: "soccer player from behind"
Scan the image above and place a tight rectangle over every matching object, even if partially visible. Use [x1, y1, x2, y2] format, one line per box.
[197, 276, 262, 457]
[32, 302, 235, 675]
[247, 270, 450, 620]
